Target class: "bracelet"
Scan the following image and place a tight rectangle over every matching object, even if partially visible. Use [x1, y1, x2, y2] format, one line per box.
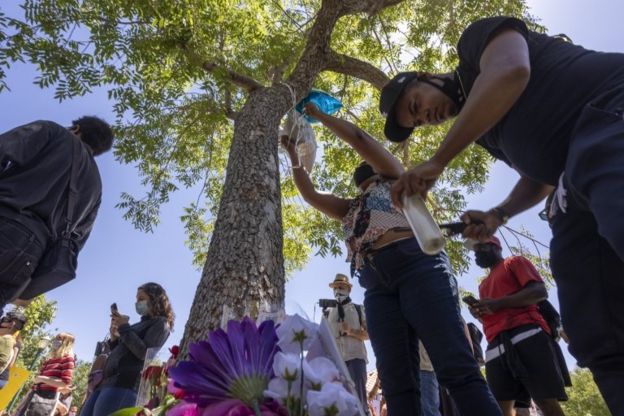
[489, 207, 510, 224]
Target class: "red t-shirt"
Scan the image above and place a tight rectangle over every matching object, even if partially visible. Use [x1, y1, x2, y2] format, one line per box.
[35, 355, 75, 392]
[479, 256, 550, 343]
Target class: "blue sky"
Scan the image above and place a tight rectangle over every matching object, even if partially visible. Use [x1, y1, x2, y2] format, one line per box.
[0, 0, 623, 371]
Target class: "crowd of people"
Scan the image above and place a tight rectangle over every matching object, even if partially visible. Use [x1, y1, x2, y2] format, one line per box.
[0, 12, 622, 416]
[0, 282, 174, 416]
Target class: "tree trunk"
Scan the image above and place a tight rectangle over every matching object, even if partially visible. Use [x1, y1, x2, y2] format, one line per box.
[180, 86, 292, 351]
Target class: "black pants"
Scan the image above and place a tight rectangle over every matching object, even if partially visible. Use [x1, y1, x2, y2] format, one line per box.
[0, 217, 44, 310]
[550, 86, 624, 415]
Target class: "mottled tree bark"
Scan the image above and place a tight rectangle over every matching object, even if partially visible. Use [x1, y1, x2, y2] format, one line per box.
[181, 0, 398, 352]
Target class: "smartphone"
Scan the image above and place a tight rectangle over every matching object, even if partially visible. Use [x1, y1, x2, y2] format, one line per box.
[462, 295, 480, 307]
[110, 303, 118, 314]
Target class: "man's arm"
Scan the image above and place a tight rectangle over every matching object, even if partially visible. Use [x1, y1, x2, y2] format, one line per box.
[391, 29, 531, 205]
[472, 282, 547, 317]
[431, 29, 531, 166]
[462, 175, 554, 240]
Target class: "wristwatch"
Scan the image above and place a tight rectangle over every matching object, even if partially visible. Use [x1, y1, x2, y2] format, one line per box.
[489, 207, 510, 224]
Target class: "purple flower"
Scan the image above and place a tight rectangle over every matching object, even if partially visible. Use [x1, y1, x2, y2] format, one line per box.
[169, 317, 279, 408]
[202, 399, 288, 416]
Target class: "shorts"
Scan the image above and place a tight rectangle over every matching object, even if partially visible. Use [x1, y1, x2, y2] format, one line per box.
[485, 326, 567, 402]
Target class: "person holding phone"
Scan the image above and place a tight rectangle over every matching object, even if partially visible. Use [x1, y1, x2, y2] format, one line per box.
[80, 282, 174, 416]
[283, 103, 499, 416]
[468, 236, 568, 416]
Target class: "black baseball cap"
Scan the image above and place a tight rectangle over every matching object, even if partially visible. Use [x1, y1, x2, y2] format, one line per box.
[379, 71, 420, 142]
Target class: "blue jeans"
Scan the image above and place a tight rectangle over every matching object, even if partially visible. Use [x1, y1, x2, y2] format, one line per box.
[80, 387, 137, 416]
[420, 370, 441, 416]
[346, 358, 368, 413]
[550, 87, 624, 414]
[359, 238, 500, 416]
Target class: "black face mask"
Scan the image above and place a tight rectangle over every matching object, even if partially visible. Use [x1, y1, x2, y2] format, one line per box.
[419, 72, 466, 113]
[475, 251, 500, 268]
[353, 163, 376, 188]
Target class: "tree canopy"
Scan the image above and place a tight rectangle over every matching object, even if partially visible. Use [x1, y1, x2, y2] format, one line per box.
[1, 0, 538, 276]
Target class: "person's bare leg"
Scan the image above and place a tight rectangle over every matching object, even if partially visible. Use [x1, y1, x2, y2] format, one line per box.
[534, 399, 565, 416]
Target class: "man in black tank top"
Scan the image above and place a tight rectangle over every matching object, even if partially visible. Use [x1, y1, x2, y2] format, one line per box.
[380, 16, 624, 414]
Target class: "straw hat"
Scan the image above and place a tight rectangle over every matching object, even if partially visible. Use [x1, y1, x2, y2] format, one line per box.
[329, 273, 352, 289]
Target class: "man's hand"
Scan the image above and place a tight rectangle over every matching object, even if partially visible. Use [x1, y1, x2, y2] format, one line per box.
[339, 321, 351, 336]
[461, 209, 504, 241]
[390, 159, 445, 208]
[471, 298, 504, 317]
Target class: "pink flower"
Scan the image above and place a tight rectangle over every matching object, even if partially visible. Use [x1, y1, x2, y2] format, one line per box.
[168, 401, 200, 416]
[201, 399, 287, 416]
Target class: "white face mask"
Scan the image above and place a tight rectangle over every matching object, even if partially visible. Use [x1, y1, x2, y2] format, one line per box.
[51, 339, 62, 350]
[334, 288, 350, 302]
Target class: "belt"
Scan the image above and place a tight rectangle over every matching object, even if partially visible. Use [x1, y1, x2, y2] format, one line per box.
[485, 327, 542, 363]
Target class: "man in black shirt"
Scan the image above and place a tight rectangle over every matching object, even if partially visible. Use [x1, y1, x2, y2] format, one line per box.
[0, 117, 113, 309]
[379, 16, 624, 414]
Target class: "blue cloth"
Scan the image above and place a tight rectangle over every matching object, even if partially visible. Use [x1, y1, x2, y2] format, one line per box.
[359, 238, 500, 416]
[550, 89, 624, 415]
[420, 370, 441, 416]
[79, 387, 137, 416]
[295, 90, 342, 123]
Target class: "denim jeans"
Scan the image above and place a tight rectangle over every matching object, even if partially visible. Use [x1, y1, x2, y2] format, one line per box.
[346, 358, 369, 414]
[80, 387, 137, 416]
[359, 238, 500, 416]
[550, 87, 624, 414]
[0, 217, 44, 310]
[420, 370, 441, 416]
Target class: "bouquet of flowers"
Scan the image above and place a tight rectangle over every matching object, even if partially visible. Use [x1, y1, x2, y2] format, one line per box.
[168, 314, 361, 416]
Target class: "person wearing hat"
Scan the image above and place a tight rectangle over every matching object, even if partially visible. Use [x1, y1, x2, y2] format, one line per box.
[282, 102, 500, 416]
[0, 310, 26, 375]
[326, 273, 369, 412]
[468, 236, 567, 416]
[379, 15, 624, 414]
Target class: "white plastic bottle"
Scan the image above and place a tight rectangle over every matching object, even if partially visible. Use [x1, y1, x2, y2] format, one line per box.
[402, 194, 445, 255]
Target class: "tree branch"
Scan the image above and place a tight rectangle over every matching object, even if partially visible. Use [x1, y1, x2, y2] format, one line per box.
[202, 62, 263, 92]
[325, 51, 389, 90]
[338, 0, 405, 16]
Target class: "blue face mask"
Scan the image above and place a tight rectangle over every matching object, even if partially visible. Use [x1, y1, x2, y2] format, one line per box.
[135, 300, 150, 316]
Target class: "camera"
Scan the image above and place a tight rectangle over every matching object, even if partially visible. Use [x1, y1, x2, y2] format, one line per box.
[318, 299, 337, 309]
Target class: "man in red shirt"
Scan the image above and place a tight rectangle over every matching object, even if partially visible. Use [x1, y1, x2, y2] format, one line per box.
[469, 236, 567, 416]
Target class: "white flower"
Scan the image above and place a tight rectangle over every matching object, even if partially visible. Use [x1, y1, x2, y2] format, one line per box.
[265, 377, 301, 402]
[305, 357, 340, 390]
[307, 382, 359, 416]
[276, 314, 319, 354]
[272, 352, 301, 382]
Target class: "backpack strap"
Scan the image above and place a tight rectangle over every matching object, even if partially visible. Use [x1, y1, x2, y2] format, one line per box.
[61, 137, 82, 241]
[354, 304, 364, 328]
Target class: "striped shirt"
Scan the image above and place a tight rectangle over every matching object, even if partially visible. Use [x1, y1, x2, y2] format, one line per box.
[35, 355, 75, 392]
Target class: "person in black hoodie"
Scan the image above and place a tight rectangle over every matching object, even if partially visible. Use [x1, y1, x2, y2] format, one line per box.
[80, 282, 174, 416]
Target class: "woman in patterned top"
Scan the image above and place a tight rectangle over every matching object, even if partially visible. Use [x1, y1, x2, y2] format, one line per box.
[19, 332, 75, 416]
[283, 103, 499, 416]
